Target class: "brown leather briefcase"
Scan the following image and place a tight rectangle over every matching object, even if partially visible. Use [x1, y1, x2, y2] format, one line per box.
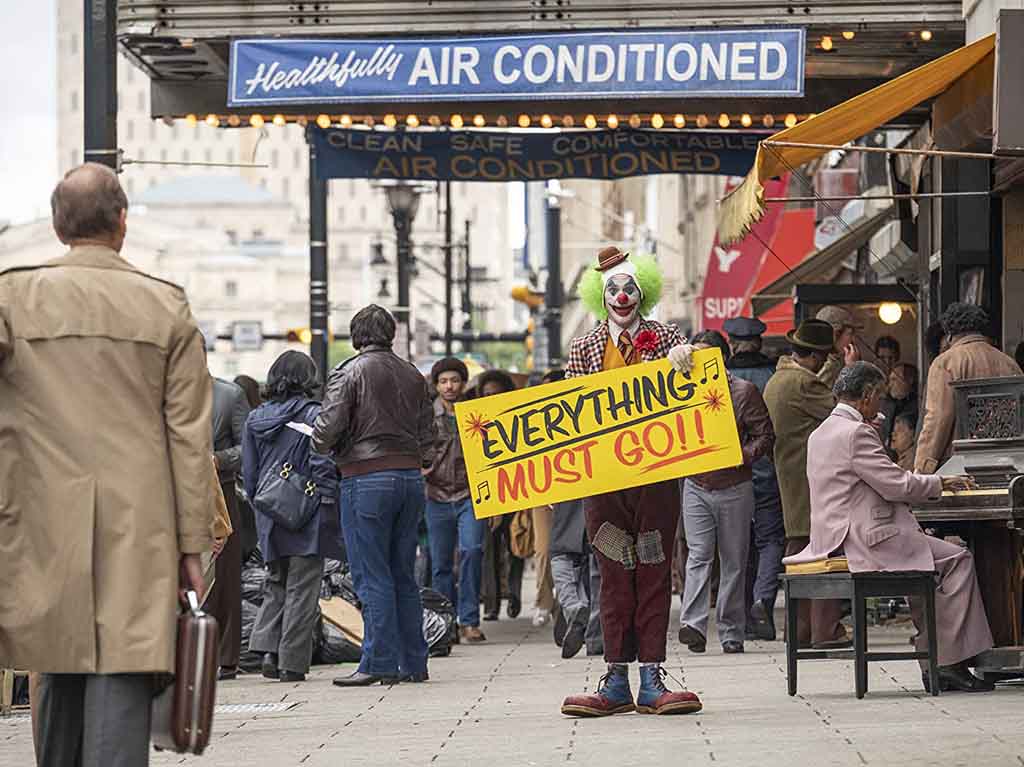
[152, 591, 219, 754]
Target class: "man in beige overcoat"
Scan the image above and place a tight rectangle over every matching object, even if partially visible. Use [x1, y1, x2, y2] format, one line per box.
[915, 302, 1022, 473]
[763, 319, 851, 648]
[0, 164, 216, 766]
[786, 362, 994, 692]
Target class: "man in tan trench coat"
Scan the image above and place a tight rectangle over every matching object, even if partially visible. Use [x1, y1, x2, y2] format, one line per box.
[0, 164, 216, 767]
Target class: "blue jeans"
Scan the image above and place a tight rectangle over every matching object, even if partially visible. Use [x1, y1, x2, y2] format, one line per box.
[340, 470, 428, 677]
[425, 498, 485, 627]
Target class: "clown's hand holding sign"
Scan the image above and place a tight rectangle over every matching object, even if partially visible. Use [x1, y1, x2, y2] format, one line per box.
[560, 247, 703, 718]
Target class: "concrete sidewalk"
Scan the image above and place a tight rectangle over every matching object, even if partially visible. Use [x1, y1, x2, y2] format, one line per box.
[5, 605, 1024, 766]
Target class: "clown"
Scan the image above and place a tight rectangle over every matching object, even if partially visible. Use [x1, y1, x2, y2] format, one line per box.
[561, 246, 702, 718]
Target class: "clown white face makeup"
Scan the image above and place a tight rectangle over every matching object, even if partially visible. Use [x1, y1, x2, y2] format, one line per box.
[605, 274, 641, 329]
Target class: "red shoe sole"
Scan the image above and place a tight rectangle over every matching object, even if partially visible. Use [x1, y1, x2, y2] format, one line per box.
[561, 702, 636, 717]
[635, 701, 703, 715]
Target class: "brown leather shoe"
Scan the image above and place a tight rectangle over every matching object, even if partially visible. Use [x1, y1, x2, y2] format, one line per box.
[635, 689, 703, 715]
[812, 627, 853, 650]
[459, 625, 487, 644]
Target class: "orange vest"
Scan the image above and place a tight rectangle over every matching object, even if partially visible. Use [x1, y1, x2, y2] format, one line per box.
[602, 335, 639, 370]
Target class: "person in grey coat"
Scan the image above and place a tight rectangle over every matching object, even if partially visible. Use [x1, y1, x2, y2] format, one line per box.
[243, 352, 341, 682]
[549, 499, 603, 659]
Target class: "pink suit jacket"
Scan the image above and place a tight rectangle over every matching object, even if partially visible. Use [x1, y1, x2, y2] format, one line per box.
[783, 407, 943, 573]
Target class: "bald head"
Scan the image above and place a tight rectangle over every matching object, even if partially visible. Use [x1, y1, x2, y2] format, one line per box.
[51, 163, 128, 249]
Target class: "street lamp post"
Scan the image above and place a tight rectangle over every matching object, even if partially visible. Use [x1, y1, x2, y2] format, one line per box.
[380, 182, 425, 360]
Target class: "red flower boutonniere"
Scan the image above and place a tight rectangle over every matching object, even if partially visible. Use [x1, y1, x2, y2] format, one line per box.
[633, 329, 659, 354]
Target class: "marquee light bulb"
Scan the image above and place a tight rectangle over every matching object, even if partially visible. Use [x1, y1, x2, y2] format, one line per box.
[843, 30, 855, 40]
[607, 114, 619, 129]
[740, 113, 752, 128]
[295, 116, 308, 127]
[428, 115, 442, 127]
[518, 114, 532, 128]
[383, 114, 397, 128]
[496, 115, 509, 127]
[205, 114, 220, 127]
[696, 114, 709, 128]
[784, 113, 798, 128]
[878, 302, 903, 325]
[651, 113, 664, 129]
[406, 114, 420, 128]
[920, 29, 933, 41]
[763, 114, 776, 128]
[272, 114, 286, 127]
[673, 113, 686, 128]
[540, 114, 553, 129]
[250, 114, 265, 128]
[584, 114, 597, 129]
[473, 114, 486, 127]
[184, 113, 198, 127]
[628, 114, 642, 129]
[316, 114, 331, 129]
[227, 114, 241, 127]
[821, 35, 834, 51]
[450, 114, 464, 128]
[338, 115, 351, 128]
[562, 115, 575, 128]
[718, 113, 730, 128]
[364, 116, 376, 128]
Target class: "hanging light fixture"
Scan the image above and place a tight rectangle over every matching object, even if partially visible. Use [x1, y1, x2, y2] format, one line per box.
[450, 114, 464, 128]
[540, 114, 553, 129]
[878, 302, 903, 325]
[250, 114, 265, 128]
[272, 114, 287, 127]
[740, 113, 752, 128]
[584, 114, 597, 129]
[842, 30, 855, 40]
[473, 114, 486, 127]
[406, 114, 420, 128]
[607, 114, 619, 129]
[673, 114, 686, 129]
[651, 113, 664, 129]
[920, 29, 933, 41]
[518, 114, 532, 128]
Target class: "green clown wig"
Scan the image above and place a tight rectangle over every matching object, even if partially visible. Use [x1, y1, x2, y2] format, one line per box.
[578, 253, 664, 321]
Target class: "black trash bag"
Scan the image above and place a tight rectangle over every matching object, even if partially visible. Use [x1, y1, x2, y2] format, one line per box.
[321, 558, 356, 601]
[314, 613, 363, 665]
[239, 551, 268, 672]
[420, 587, 457, 658]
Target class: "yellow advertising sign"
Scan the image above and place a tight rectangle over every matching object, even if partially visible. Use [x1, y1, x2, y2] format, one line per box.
[455, 349, 742, 519]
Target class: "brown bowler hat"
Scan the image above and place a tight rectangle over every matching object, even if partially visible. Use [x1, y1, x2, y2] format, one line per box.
[786, 319, 835, 351]
[596, 246, 629, 272]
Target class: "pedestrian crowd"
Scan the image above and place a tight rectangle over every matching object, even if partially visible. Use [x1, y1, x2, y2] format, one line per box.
[3, 166, 1023, 765]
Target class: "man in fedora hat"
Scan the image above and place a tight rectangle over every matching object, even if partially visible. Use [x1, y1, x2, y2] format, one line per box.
[560, 246, 703, 719]
[722, 316, 784, 640]
[814, 305, 862, 389]
[762, 319, 849, 648]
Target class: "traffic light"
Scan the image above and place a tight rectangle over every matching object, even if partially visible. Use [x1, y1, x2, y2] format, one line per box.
[286, 327, 313, 345]
[510, 285, 544, 309]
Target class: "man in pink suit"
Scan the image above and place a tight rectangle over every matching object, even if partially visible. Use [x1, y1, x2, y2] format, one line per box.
[784, 362, 994, 693]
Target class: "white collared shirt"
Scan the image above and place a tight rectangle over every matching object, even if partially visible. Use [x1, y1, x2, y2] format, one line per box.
[608, 317, 641, 347]
[835, 402, 864, 422]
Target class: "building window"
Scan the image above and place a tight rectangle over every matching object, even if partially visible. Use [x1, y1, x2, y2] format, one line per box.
[271, 149, 279, 168]
[282, 177, 290, 198]
[160, 148, 168, 163]
[336, 243, 350, 263]
[70, 33, 78, 54]
[360, 206, 367, 223]
[182, 149, 190, 163]
[125, 64, 133, 83]
[336, 206, 345, 223]
[71, 149, 79, 167]
[172, 123, 179, 140]
[226, 148, 235, 164]
[126, 178, 135, 197]
[137, 148, 145, 162]
[125, 120, 134, 141]
[149, 121, 156, 141]
[137, 90, 145, 112]
[225, 280, 238, 298]
[70, 90, 78, 112]
[294, 147, 302, 170]
[204, 148, 213, 163]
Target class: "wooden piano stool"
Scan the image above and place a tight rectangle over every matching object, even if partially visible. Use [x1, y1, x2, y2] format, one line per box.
[781, 566, 940, 699]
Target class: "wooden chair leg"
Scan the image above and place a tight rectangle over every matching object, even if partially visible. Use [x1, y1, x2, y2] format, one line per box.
[785, 582, 798, 696]
[852, 582, 868, 699]
[924, 580, 940, 697]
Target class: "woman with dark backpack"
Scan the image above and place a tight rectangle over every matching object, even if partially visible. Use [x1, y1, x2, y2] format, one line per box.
[242, 351, 341, 682]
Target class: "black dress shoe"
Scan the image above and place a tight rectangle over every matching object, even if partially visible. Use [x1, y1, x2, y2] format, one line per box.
[749, 598, 777, 641]
[399, 671, 430, 683]
[483, 610, 499, 622]
[722, 641, 744, 654]
[507, 595, 522, 619]
[332, 671, 399, 687]
[553, 608, 568, 647]
[678, 625, 707, 653]
[561, 609, 587, 659]
[923, 664, 995, 693]
[261, 653, 279, 680]
[279, 670, 305, 682]
[218, 666, 238, 681]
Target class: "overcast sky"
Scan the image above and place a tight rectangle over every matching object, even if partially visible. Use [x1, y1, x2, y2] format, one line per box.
[1, 1, 57, 225]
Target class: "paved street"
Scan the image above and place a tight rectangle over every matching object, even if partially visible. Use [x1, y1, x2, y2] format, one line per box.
[6, 592, 1024, 767]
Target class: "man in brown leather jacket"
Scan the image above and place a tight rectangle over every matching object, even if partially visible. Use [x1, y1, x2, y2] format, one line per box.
[313, 305, 436, 686]
[678, 330, 775, 655]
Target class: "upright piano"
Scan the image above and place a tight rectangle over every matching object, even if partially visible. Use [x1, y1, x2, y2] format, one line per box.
[913, 375, 1024, 676]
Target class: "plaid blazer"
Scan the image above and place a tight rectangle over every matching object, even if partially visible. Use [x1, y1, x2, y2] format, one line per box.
[565, 318, 685, 379]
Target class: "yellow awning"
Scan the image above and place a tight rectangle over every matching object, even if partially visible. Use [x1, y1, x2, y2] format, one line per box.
[717, 34, 996, 246]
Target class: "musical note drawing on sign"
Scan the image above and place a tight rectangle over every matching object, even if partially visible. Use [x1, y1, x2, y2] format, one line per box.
[474, 481, 491, 504]
[700, 358, 721, 385]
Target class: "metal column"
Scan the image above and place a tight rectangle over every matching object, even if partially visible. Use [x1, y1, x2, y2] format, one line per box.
[394, 209, 413, 360]
[83, 0, 118, 170]
[307, 131, 329, 383]
[443, 182, 454, 357]
[461, 218, 473, 352]
[544, 192, 564, 369]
